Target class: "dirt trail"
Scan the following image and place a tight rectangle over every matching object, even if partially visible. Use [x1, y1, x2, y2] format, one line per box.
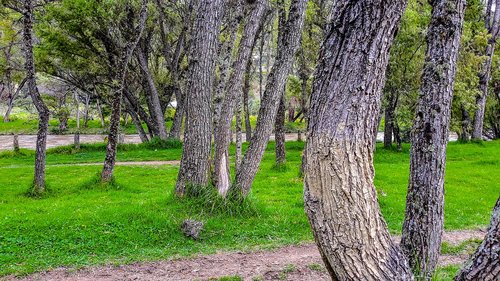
[0, 132, 462, 151]
[7, 229, 485, 281]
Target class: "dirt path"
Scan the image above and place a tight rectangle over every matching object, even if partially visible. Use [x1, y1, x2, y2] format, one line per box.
[0, 133, 462, 151]
[7, 229, 484, 281]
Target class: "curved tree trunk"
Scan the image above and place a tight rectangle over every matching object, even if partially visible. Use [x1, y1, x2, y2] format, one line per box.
[236, 0, 307, 195]
[175, 0, 225, 196]
[455, 197, 500, 281]
[101, 0, 147, 182]
[212, 0, 268, 195]
[472, 0, 500, 140]
[303, 0, 413, 280]
[22, 0, 51, 193]
[137, 45, 168, 139]
[401, 0, 465, 278]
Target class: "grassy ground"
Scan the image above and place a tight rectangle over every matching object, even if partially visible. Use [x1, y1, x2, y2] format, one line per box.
[0, 114, 305, 135]
[0, 141, 498, 278]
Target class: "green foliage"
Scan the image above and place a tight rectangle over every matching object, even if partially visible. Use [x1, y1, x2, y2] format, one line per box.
[441, 239, 482, 255]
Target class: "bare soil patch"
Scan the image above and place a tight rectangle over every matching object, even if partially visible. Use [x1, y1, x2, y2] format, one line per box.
[5, 229, 485, 281]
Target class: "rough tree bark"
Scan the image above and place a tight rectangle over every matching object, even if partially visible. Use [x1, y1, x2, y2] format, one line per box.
[236, 0, 307, 195]
[22, 0, 51, 193]
[275, 94, 286, 166]
[243, 58, 253, 141]
[384, 91, 397, 148]
[101, 0, 147, 182]
[401, 0, 465, 279]
[212, 0, 268, 195]
[136, 44, 168, 139]
[213, 0, 243, 132]
[455, 197, 500, 281]
[472, 0, 500, 140]
[303, 0, 413, 280]
[175, 0, 225, 196]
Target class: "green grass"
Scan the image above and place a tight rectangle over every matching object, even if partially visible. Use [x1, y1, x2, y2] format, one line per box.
[0, 141, 499, 277]
[0, 114, 304, 135]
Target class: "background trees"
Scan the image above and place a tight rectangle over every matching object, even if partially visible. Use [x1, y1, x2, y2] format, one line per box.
[401, 0, 466, 278]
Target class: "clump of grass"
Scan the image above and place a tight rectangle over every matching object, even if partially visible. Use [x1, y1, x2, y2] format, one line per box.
[272, 162, 288, 172]
[180, 183, 259, 217]
[140, 137, 183, 149]
[0, 149, 35, 158]
[80, 173, 124, 190]
[24, 182, 53, 198]
[441, 239, 482, 255]
[307, 263, 324, 271]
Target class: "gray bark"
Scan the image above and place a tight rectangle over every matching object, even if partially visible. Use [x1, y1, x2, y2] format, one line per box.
[275, 94, 286, 166]
[123, 96, 149, 143]
[213, 0, 243, 132]
[472, 0, 500, 140]
[401, 0, 465, 279]
[175, 0, 225, 196]
[235, 93, 243, 172]
[101, 0, 147, 182]
[236, 0, 307, 195]
[136, 45, 168, 139]
[303, 0, 413, 280]
[212, 0, 268, 195]
[96, 97, 106, 127]
[455, 197, 500, 281]
[243, 58, 253, 141]
[22, 0, 51, 193]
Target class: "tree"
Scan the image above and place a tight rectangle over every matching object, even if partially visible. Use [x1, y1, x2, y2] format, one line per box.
[175, 0, 225, 196]
[6, 0, 52, 193]
[472, 0, 500, 140]
[455, 196, 500, 280]
[401, 0, 466, 278]
[235, 0, 307, 195]
[303, 0, 413, 279]
[212, 0, 269, 195]
[101, 0, 147, 182]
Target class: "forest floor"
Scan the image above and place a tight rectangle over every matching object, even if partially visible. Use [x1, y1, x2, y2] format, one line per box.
[1, 141, 497, 280]
[5, 230, 486, 281]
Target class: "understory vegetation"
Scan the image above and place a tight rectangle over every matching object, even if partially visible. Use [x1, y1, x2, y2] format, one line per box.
[0, 141, 498, 277]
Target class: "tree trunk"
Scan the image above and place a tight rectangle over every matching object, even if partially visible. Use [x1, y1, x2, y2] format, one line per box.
[123, 88, 157, 138]
[213, 1, 242, 133]
[472, 0, 499, 140]
[96, 98, 106, 128]
[169, 88, 184, 139]
[212, 0, 268, 195]
[455, 197, 500, 281]
[384, 92, 397, 148]
[236, 0, 307, 195]
[459, 104, 471, 142]
[124, 97, 149, 143]
[401, 0, 465, 279]
[22, 0, 51, 194]
[137, 45, 168, 139]
[303, 0, 413, 280]
[235, 95, 243, 172]
[101, 0, 147, 182]
[83, 93, 90, 128]
[275, 94, 286, 166]
[175, 0, 225, 196]
[243, 58, 253, 142]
